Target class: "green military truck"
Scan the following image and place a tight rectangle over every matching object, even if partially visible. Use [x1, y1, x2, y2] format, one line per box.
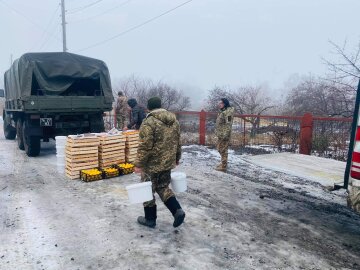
[2, 52, 114, 157]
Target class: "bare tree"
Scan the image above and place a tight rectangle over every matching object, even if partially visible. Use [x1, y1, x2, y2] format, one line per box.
[284, 75, 354, 117]
[148, 82, 190, 111]
[206, 85, 274, 114]
[323, 40, 360, 91]
[113, 75, 191, 111]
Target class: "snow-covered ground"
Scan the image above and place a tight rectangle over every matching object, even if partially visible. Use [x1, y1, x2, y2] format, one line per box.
[245, 152, 346, 187]
[1, 131, 360, 269]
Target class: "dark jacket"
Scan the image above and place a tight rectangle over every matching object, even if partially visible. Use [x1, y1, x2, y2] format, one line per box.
[127, 99, 146, 129]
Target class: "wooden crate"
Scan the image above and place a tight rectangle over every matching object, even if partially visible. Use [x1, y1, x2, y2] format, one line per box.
[65, 135, 100, 179]
[124, 131, 139, 163]
[97, 133, 126, 169]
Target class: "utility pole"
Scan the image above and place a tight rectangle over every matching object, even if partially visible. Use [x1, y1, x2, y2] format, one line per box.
[61, 0, 67, 52]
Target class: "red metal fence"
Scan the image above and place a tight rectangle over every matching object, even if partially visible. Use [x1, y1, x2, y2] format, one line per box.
[104, 111, 352, 161]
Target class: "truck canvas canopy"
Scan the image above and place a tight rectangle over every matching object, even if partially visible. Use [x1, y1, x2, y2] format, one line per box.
[4, 52, 113, 103]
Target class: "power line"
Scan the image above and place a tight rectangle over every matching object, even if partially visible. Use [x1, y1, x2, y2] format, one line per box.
[67, 0, 106, 14]
[68, 0, 132, 24]
[44, 27, 63, 52]
[33, 4, 61, 51]
[75, 0, 193, 52]
[38, 24, 62, 51]
[0, 0, 61, 43]
[0, 0, 47, 31]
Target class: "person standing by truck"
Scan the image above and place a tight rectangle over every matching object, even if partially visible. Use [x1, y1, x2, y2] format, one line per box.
[127, 98, 146, 130]
[114, 91, 127, 130]
[134, 97, 185, 228]
[215, 98, 235, 172]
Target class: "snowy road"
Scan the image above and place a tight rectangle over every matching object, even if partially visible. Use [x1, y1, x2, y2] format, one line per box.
[1, 127, 360, 269]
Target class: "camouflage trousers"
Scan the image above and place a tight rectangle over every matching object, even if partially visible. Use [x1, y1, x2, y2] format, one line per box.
[141, 170, 175, 207]
[217, 139, 230, 167]
[348, 185, 360, 214]
[116, 113, 126, 130]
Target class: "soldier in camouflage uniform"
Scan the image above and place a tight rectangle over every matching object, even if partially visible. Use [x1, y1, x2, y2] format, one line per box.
[115, 91, 127, 130]
[134, 97, 185, 228]
[215, 98, 235, 172]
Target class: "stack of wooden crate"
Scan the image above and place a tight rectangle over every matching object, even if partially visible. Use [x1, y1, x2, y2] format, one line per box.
[98, 133, 126, 168]
[124, 131, 140, 163]
[65, 135, 100, 179]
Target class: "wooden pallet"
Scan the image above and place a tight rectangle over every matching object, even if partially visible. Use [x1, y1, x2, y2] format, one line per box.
[66, 156, 98, 163]
[66, 172, 80, 180]
[66, 141, 100, 148]
[98, 135, 126, 145]
[66, 161, 99, 170]
[99, 147, 125, 154]
[67, 136, 100, 146]
[124, 132, 139, 140]
[66, 146, 98, 155]
[126, 155, 137, 160]
[99, 151, 125, 158]
[100, 136, 126, 141]
[125, 137, 139, 141]
[99, 143, 125, 150]
[126, 149, 138, 154]
[125, 142, 139, 147]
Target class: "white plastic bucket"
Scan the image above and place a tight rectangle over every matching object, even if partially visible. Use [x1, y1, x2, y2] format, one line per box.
[126, 182, 153, 204]
[171, 172, 187, 192]
[56, 146, 65, 153]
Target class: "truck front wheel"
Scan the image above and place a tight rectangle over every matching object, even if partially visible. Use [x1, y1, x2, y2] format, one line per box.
[3, 110, 16, 140]
[22, 122, 41, 157]
[17, 118, 25, 150]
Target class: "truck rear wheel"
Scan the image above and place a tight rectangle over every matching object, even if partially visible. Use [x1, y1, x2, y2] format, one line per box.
[23, 121, 41, 157]
[17, 118, 25, 150]
[3, 110, 16, 140]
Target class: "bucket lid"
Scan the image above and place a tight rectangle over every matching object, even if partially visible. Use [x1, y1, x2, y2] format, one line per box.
[126, 181, 152, 190]
[55, 136, 67, 140]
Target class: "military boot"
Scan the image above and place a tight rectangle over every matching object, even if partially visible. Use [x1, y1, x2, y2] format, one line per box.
[215, 163, 227, 172]
[164, 197, 186, 228]
[137, 206, 157, 228]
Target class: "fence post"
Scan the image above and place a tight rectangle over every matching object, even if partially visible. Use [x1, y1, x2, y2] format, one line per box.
[243, 117, 246, 146]
[299, 113, 313, 155]
[114, 110, 117, 129]
[199, 110, 206, 145]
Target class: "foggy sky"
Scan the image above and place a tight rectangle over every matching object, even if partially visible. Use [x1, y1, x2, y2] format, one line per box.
[0, 0, 359, 109]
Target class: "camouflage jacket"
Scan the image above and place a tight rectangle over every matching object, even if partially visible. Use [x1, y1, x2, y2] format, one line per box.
[215, 107, 235, 141]
[134, 108, 182, 173]
[115, 96, 127, 114]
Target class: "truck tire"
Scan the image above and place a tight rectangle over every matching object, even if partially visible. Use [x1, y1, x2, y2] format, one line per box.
[23, 121, 41, 157]
[3, 110, 16, 140]
[17, 118, 25, 150]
